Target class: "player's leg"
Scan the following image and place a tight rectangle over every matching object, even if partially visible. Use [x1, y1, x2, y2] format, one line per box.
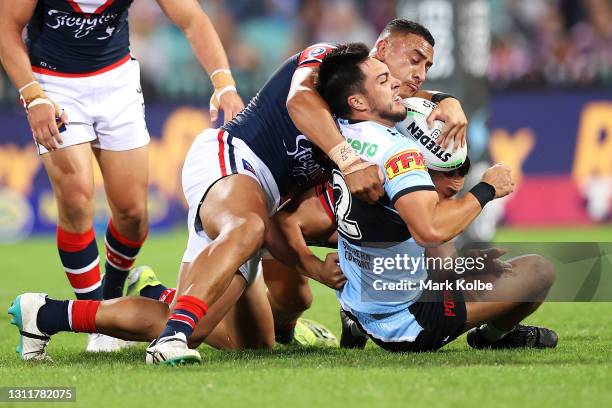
[263, 258, 313, 344]
[149, 174, 270, 363]
[41, 144, 103, 301]
[462, 254, 558, 348]
[94, 146, 149, 299]
[193, 272, 275, 350]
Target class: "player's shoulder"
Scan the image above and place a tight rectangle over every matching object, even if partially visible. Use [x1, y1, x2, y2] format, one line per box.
[297, 43, 337, 68]
[338, 119, 419, 162]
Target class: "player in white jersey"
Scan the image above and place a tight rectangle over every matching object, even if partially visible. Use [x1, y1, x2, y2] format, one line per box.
[264, 43, 558, 352]
[0, 0, 244, 351]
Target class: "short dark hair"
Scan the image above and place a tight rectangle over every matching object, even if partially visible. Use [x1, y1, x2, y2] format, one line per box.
[316, 43, 370, 118]
[380, 19, 435, 47]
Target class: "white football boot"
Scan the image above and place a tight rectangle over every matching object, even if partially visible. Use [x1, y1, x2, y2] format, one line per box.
[145, 332, 201, 365]
[7, 293, 52, 361]
[86, 333, 136, 352]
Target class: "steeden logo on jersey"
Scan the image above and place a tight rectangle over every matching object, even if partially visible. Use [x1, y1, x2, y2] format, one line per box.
[286, 135, 324, 183]
[46, 9, 119, 39]
[384, 149, 426, 180]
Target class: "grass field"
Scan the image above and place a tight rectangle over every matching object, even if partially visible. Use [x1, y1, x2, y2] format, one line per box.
[1, 227, 611, 407]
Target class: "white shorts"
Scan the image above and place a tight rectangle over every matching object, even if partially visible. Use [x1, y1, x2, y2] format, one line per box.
[33, 57, 149, 155]
[181, 128, 280, 285]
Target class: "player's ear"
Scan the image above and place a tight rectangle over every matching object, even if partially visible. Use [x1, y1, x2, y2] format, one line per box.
[374, 39, 388, 61]
[347, 94, 368, 112]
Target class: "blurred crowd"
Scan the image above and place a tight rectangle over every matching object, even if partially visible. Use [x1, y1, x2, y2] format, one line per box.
[489, 0, 612, 88]
[0, 0, 610, 104]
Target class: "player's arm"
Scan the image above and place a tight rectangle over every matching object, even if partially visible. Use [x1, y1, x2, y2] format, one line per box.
[265, 187, 346, 289]
[287, 65, 384, 204]
[394, 163, 514, 246]
[156, 0, 243, 123]
[415, 89, 468, 150]
[0, 0, 67, 151]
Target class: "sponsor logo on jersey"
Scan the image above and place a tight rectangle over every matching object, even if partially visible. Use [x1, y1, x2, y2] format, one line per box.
[286, 135, 324, 183]
[46, 9, 120, 39]
[346, 137, 378, 158]
[384, 149, 426, 180]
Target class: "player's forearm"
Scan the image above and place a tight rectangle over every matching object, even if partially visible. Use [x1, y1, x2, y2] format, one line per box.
[182, 12, 232, 75]
[0, 27, 36, 90]
[287, 76, 344, 155]
[265, 218, 323, 281]
[431, 194, 482, 242]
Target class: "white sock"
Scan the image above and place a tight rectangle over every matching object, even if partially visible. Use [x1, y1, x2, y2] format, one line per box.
[478, 323, 516, 342]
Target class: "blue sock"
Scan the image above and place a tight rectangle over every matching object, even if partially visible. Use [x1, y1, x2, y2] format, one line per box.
[36, 298, 71, 335]
[140, 284, 168, 300]
[159, 309, 198, 340]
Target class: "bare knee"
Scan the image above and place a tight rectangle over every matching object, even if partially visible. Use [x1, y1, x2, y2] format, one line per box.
[111, 203, 148, 236]
[223, 214, 267, 255]
[56, 188, 94, 230]
[275, 286, 313, 315]
[529, 255, 556, 291]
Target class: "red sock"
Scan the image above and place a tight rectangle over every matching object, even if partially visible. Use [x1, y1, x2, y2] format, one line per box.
[70, 300, 101, 333]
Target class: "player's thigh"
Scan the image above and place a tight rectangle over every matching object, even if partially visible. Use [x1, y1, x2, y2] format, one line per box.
[263, 258, 312, 311]
[218, 272, 275, 349]
[93, 146, 148, 217]
[41, 143, 95, 225]
[198, 174, 270, 240]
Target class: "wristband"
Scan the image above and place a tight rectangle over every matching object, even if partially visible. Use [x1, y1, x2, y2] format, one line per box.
[328, 141, 360, 172]
[431, 92, 456, 104]
[469, 182, 496, 208]
[210, 69, 235, 90]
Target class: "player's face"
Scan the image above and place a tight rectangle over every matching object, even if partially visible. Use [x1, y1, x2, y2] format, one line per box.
[376, 33, 434, 98]
[430, 171, 465, 200]
[359, 58, 407, 124]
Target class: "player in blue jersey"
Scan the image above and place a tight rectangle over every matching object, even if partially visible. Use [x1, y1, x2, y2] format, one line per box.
[0, 0, 244, 351]
[6, 21, 475, 363]
[265, 43, 558, 352]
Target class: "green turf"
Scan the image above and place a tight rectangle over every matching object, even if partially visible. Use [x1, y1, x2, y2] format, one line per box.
[1, 227, 611, 407]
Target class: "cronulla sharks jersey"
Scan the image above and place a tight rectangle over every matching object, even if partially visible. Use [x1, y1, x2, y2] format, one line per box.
[27, 0, 133, 74]
[333, 119, 436, 314]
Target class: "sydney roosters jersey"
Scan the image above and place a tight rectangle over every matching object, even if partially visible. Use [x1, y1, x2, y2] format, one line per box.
[222, 43, 336, 196]
[27, 0, 133, 75]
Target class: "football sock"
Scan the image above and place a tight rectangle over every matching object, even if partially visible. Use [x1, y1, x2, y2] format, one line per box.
[275, 320, 297, 344]
[37, 298, 71, 335]
[37, 298, 100, 335]
[158, 295, 208, 341]
[478, 323, 516, 342]
[140, 284, 168, 301]
[57, 226, 102, 300]
[103, 219, 145, 299]
[158, 288, 176, 304]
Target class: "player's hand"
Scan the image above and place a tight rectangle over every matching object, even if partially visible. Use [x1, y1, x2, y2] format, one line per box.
[316, 252, 346, 290]
[481, 163, 514, 198]
[344, 160, 385, 204]
[467, 247, 513, 276]
[27, 102, 67, 152]
[210, 90, 244, 124]
[427, 97, 467, 150]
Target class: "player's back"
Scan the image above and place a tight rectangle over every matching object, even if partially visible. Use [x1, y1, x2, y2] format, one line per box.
[330, 120, 435, 315]
[222, 44, 336, 196]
